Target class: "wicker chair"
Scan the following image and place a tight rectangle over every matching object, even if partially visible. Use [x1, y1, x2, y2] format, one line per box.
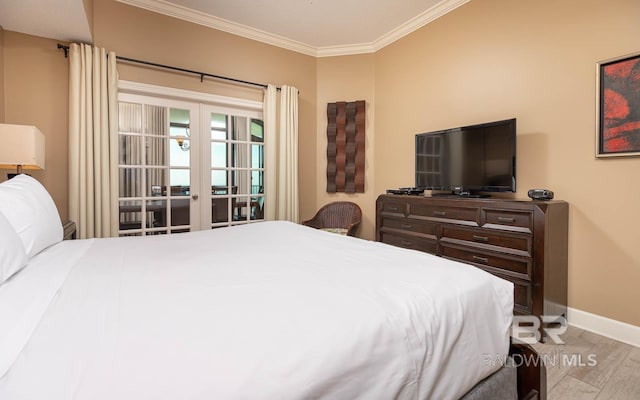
[302, 201, 362, 237]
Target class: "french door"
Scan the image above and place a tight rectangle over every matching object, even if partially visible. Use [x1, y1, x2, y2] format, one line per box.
[117, 92, 264, 236]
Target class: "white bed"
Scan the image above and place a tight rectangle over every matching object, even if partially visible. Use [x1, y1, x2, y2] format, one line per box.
[0, 176, 514, 400]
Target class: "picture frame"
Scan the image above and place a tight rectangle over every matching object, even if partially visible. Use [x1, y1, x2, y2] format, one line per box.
[595, 51, 640, 158]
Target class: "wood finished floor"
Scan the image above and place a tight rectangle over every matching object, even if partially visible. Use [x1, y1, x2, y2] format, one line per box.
[532, 326, 640, 400]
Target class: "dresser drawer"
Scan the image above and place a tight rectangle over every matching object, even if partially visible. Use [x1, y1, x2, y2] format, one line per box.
[441, 244, 532, 281]
[380, 232, 437, 254]
[483, 208, 533, 233]
[441, 226, 531, 256]
[380, 200, 408, 216]
[409, 203, 479, 225]
[381, 217, 437, 237]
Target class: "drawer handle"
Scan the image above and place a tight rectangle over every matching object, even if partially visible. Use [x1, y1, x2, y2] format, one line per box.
[401, 240, 413, 246]
[388, 206, 399, 212]
[472, 255, 489, 264]
[400, 224, 413, 229]
[433, 211, 446, 217]
[472, 235, 489, 242]
[497, 217, 516, 223]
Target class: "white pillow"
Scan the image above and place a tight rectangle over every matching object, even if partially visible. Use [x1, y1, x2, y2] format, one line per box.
[0, 211, 28, 284]
[0, 175, 63, 258]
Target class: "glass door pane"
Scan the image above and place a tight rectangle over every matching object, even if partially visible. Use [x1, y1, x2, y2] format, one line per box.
[118, 95, 199, 236]
[206, 110, 264, 228]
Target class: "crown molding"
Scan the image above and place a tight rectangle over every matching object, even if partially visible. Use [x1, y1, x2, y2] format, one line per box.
[316, 43, 376, 58]
[116, 0, 318, 56]
[117, 0, 470, 58]
[370, 0, 470, 53]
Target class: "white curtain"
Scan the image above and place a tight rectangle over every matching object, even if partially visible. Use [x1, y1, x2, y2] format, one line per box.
[68, 44, 119, 239]
[263, 84, 299, 222]
[264, 85, 277, 221]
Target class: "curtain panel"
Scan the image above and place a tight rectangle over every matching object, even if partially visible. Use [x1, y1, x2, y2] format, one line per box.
[68, 44, 119, 239]
[263, 85, 299, 223]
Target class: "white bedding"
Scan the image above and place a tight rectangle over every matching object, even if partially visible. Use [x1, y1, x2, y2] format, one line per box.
[0, 221, 513, 400]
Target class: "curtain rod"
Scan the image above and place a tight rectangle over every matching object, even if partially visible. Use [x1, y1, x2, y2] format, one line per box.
[57, 44, 277, 91]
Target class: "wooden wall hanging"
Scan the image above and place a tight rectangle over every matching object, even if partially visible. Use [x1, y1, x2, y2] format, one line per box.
[326, 100, 365, 193]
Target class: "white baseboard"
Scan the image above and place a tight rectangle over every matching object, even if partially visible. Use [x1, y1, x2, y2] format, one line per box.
[568, 307, 640, 348]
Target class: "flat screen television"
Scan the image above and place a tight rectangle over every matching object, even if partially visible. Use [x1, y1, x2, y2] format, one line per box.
[415, 118, 516, 197]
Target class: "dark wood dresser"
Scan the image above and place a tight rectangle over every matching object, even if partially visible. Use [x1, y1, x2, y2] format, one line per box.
[375, 194, 568, 319]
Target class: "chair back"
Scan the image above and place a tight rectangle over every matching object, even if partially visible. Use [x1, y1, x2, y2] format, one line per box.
[303, 201, 362, 236]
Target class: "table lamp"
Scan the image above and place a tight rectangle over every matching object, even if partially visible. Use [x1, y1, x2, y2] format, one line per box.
[0, 124, 45, 179]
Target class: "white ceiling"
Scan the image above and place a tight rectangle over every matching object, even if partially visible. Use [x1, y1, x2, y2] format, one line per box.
[0, 0, 469, 57]
[0, 0, 92, 43]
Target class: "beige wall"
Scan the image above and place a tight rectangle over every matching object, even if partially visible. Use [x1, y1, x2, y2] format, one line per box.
[1, 32, 69, 221]
[92, 0, 318, 220]
[372, 0, 640, 326]
[316, 54, 376, 238]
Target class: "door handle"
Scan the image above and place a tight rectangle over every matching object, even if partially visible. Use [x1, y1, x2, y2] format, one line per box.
[192, 194, 199, 200]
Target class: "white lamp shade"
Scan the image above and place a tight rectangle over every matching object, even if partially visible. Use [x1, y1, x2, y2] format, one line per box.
[0, 124, 45, 170]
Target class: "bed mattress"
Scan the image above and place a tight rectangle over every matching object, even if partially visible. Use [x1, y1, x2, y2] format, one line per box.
[0, 221, 513, 399]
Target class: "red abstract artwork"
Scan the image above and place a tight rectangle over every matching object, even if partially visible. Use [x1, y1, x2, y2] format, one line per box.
[598, 53, 640, 157]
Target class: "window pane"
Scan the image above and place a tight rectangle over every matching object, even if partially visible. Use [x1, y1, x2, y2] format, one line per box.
[212, 197, 229, 223]
[232, 170, 250, 195]
[251, 119, 264, 142]
[145, 105, 167, 136]
[146, 169, 167, 197]
[119, 168, 142, 197]
[118, 102, 142, 133]
[254, 197, 264, 220]
[233, 143, 249, 168]
[170, 138, 190, 166]
[211, 113, 227, 140]
[251, 144, 263, 169]
[119, 135, 143, 165]
[211, 142, 228, 168]
[231, 116, 248, 141]
[211, 113, 226, 129]
[211, 170, 227, 188]
[119, 200, 142, 230]
[170, 198, 190, 227]
[169, 109, 190, 137]
[169, 109, 191, 159]
[147, 199, 167, 228]
[251, 170, 264, 194]
[146, 137, 167, 166]
[234, 196, 251, 221]
[170, 169, 190, 196]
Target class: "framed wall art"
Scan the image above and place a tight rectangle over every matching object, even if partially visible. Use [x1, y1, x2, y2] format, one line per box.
[326, 100, 365, 193]
[596, 51, 640, 157]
